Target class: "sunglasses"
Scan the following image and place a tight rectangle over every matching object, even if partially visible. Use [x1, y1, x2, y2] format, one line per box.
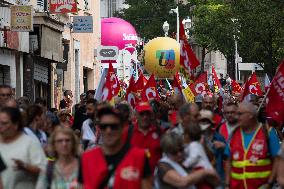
[98, 123, 121, 131]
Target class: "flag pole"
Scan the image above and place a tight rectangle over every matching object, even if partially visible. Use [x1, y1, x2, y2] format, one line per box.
[257, 86, 271, 113]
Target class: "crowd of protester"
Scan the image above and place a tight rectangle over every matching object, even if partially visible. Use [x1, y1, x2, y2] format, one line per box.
[0, 81, 284, 189]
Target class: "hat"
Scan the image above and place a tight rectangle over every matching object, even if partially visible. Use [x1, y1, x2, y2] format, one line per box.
[199, 109, 214, 123]
[135, 102, 153, 113]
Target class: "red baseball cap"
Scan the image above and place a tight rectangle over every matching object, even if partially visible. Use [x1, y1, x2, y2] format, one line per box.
[135, 102, 153, 113]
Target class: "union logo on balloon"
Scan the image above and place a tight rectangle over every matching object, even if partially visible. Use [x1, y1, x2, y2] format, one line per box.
[143, 37, 180, 78]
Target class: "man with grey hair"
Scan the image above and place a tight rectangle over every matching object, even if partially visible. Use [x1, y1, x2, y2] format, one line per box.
[224, 102, 280, 189]
[171, 103, 200, 136]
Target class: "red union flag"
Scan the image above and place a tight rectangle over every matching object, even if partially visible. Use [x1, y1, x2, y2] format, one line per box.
[266, 61, 284, 125]
[231, 79, 242, 93]
[141, 74, 160, 102]
[125, 76, 136, 109]
[179, 20, 200, 74]
[49, 0, 78, 14]
[241, 72, 263, 101]
[108, 63, 120, 96]
[212, 66, 221, 89]
[189, 72, 208, 97]
[101, 71, 113, 102]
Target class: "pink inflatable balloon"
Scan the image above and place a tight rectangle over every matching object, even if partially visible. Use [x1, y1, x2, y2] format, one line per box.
[101, 17, 138, 50]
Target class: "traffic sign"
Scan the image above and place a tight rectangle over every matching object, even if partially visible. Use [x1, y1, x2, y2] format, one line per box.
[97, 46, 119, 61]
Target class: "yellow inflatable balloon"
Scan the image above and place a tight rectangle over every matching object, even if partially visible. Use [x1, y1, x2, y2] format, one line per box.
[143, 37, 180, 78]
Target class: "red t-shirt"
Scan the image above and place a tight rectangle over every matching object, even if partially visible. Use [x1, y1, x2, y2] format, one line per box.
[130, 123, 162, 173]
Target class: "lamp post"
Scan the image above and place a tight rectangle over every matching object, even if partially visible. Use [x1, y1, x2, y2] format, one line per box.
[169, 6, 179, 42]
[232, 18, 242, 81]
[163, 21, 169, 37]
[182, 17, 191, 38]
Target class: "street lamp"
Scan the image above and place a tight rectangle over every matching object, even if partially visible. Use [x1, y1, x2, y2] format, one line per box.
[169, 6, 179, 42]
[182, 17, 191, 38]
[163, 21, 170, 37]
[232, 18, 242, 81]
[183, 17, 191, 30]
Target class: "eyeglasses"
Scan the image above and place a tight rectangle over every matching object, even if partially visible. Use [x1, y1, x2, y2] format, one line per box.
[98, 123, 121, 131]
[0, 93, 12, 97]
[55, 138, 72, 144]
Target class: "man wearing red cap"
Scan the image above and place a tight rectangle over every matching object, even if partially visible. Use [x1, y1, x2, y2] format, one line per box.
[131, 102, 162, 173]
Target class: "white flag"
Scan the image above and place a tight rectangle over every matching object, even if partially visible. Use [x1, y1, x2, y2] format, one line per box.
[265, 74, 270, 91]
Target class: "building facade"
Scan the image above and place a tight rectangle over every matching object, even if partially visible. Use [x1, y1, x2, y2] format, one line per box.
[0, 0, 102, 108]
[59, 0, 101, 106]
[100, 0, 127, 18]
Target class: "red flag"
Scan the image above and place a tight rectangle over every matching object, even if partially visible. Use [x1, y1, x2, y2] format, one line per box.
[134, 74, 145, 102]
[189, 72, 208, 96]
[180, 20, 200, 73]
[173, 72, 182, 95]
[266, 61, 284, 125]
[231, 79, 242, 93]
[125, 76, 136, 109]
[141, 74, 160, 102]
[134, 74, 145, 93]
[101, 71, 113, 101]
[108, 63, 120, 96]
[142, 74, 148, 85]
[212, 66, 221, 89]
[241, 72, 263, 101]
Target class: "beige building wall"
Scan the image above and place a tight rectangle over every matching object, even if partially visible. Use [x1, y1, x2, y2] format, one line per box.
[62, 0, 101, 103]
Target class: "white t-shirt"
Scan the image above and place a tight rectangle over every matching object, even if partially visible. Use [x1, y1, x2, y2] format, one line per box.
[0, 133, 47, 189]
[183, 141, 213, 170]
[81, 119, 95, 142]
[81, 119, 103, 149]
[24, 127, 48, 148]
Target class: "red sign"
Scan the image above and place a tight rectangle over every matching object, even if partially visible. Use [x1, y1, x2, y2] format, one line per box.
[49, 0, 77, 14]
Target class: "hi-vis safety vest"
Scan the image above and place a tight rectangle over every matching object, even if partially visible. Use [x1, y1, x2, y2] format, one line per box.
[81, 147, 145, 189]
[229, 125, 272, 189]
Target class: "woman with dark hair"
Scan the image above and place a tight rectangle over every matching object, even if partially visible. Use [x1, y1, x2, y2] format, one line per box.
[24, 105, 48, 148]
[0, 107, 46, 189]
[36, 127, 82, 189]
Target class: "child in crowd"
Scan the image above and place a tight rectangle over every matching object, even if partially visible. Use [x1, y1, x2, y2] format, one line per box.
[183, 123, 214, 189]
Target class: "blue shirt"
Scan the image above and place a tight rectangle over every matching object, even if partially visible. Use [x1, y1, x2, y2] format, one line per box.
[224, 127, 280, 158]
[204, 132, 226, 179]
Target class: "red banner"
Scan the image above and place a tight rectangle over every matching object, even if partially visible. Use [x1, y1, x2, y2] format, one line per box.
[189, 72, 208, 96]
[179, 20, 200, 74]
[49, 0, 77, 14]
[266, 61, 284, 125]
[141, 74, 160, 102]
[241, 72, 263, 101]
